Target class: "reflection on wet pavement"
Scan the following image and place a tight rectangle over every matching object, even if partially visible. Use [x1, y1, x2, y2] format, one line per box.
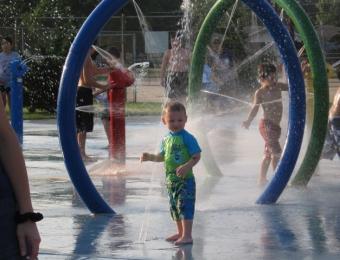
[23, 116, 340, 259]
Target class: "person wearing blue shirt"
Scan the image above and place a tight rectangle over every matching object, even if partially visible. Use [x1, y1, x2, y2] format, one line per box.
[0, 36, 20, 108]
[141, 101, 201, 245]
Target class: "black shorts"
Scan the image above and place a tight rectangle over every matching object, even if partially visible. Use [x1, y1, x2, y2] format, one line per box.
[166, 72, 188, 98]
[0, 165, 23, 259]
[76, 87, 94, 133]
[0, 85, 10, 93]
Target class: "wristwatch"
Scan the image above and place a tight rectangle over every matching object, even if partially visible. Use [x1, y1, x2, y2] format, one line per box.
[15, 212, 43, 224]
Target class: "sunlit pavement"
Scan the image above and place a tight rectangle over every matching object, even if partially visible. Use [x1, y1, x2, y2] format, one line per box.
[23, 114, 340, 259]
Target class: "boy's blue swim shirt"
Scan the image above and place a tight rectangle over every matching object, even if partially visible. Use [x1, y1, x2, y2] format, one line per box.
[160, 129, 201, 182]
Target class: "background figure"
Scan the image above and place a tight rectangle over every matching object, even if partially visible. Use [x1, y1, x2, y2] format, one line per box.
[207, 35, 234, 109]
[0, 36, 21, 109]
[76, 47, 110, 162]
[242, 63, 288, 186]
[202, 55, 219, 112]
[0, 96, 41, 259]
[94, 46, 135, 148]
[160, 34, 190, 104]
[322, 87, 340, 160]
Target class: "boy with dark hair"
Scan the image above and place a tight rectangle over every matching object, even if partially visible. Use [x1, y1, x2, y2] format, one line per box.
[242, 63, 288, 185]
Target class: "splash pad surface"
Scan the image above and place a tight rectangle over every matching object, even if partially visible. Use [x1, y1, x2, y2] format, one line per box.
[25, 115, 340, 259]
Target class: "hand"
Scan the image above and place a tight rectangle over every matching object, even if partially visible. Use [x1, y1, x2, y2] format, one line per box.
[17, 221, 41, 259]
[140, 153, 151, 162]
[176, 164, 190, 178]
[242, 120, 250, 129]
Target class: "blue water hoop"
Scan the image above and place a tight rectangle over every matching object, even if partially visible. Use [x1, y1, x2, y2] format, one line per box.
[241, 0, 306, 203]
[57, 0, 129, 214]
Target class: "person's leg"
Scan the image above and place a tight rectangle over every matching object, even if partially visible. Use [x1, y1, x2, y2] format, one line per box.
[77, 131, 87, 158]
[264, 120, 282, 181]
[166, 183, 182, 242]
[175, 178, 195, 245]
[271, 153, 281, 170]
[259, 156, 271, 186]
[101, 118, 110, 145]
[258, 119, 272, 185]
[166, 221, 182, 242]
[175, 220, 193, 245]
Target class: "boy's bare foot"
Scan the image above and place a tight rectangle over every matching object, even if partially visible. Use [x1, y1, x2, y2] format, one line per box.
[174, 237, 193, 245]
[166, 234, 181, 242]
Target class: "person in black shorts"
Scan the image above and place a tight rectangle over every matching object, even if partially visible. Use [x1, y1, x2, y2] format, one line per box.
[76, 47, 110, 162]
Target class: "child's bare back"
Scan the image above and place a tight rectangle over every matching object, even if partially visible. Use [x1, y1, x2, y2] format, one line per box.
[256, 84, 285, 125]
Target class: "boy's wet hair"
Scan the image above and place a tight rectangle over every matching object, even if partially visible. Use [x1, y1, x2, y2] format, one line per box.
[162, 101, 187, 116]
[258, 63, 277, 79]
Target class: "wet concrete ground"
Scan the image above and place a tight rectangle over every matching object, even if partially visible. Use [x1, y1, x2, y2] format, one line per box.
[23, 113, 340, 259]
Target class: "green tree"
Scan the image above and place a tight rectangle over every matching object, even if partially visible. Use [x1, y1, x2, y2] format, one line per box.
[317, 0, 340, 26]
[21, 0, 81, 56]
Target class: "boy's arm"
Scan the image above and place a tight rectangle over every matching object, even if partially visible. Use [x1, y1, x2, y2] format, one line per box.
[176, 153, 201, 177]
[242, 90, 261, 129]
[83, 55, 110, 90]
[140, 152, 164, 162]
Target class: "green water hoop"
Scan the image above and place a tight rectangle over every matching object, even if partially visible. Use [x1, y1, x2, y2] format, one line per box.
[274, 0, 329, 186]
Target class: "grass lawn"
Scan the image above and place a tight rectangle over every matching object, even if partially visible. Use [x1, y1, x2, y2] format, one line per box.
[126, 102, 162, 116]
[7, 102, 163, 120]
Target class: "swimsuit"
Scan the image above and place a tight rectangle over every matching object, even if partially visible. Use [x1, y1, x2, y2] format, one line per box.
[259, 119, 282, 158]
[160, 129, 201, 221]
[76, 86, 94, 133]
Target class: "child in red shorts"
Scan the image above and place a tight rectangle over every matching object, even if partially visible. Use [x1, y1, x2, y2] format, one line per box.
[242, 63, 288, 186]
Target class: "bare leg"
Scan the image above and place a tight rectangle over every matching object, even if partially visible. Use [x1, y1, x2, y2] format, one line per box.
[101, 118, 110, 145]
[175, 220, 193, 245]
[271, 154, 280, 171]
[77, 132, 87, 160]
[259, 156, 271, 186]
[166, 221, 182, 242]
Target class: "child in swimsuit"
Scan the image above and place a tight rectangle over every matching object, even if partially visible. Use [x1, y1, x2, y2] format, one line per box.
[242, 63, 288, 186]
[140, 101, 201, 245]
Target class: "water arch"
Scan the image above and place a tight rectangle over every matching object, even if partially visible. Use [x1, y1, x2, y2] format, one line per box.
[188, 0, 306, 204]
[57, 0, 129, 214]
